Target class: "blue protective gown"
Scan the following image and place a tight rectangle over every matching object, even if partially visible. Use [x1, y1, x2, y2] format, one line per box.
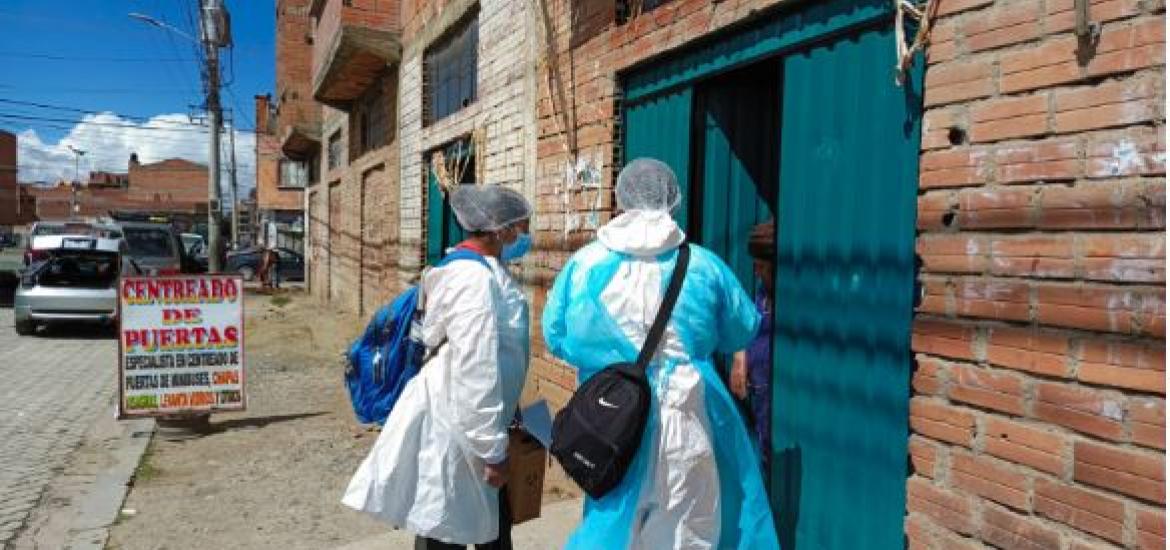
[542, 211, 779, 550]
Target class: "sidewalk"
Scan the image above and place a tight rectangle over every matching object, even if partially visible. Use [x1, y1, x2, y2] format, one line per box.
[334, 498, 582, 550]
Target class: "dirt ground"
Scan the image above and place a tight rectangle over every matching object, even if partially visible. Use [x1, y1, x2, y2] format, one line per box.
[106, 290, 402, 550]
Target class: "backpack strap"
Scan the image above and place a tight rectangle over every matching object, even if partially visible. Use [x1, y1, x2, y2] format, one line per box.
[633, 244, 691, 372]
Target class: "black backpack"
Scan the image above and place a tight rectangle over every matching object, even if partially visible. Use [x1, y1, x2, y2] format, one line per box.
[549, 244, 691, 499]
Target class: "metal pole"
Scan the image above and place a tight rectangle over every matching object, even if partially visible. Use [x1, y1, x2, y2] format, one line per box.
[228, 120, 240, 247]
[203, 0, 223, 272]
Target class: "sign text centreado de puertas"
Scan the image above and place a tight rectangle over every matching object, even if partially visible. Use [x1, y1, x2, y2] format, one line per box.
[118, 275, 246, 417]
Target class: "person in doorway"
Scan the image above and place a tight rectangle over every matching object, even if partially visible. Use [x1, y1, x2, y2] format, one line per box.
[730, 220, 776, 472]
[342, 184, 533, 550]
[542, 158, 779, 549]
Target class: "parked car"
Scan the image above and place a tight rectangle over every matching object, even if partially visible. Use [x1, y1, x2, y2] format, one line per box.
[14, 234, 141, 335]
[25, 220, 122, 266]
[226, 247, 304, 282]
[119, 221, 190, 275]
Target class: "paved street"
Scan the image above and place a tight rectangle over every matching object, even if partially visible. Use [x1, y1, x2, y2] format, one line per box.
[0, 307, 118, 547]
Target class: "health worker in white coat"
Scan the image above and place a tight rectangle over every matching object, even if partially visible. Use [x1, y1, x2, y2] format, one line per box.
[543, 158, 779, 549]
[342, 184, 534, 550]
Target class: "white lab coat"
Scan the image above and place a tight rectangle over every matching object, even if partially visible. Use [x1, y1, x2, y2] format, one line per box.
[342, 255, 530, 545]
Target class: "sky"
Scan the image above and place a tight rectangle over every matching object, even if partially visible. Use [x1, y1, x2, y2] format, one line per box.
[0, 0, 275, 194]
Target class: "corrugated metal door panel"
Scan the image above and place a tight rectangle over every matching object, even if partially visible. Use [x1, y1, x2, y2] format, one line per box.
[622, 87, 694, 228]
[771, 23, 922, 550]
[426, 167, 465, 265]
[695, 69, 779, 291]
[624, 0, 890, 102]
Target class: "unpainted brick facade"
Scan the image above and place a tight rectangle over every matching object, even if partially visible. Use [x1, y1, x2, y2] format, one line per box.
[306, 0, 402, 317]
[290, 0, 1165, 544]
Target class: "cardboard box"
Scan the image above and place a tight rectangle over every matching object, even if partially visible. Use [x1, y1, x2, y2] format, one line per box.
[507, 429, 546, 525]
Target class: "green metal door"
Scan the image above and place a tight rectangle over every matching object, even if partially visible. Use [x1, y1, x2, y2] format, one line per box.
[693, 65, 780, 290]
[622, 87, 694, 228]
[771, 24, 921, 550]
[426, 167, 465, 265]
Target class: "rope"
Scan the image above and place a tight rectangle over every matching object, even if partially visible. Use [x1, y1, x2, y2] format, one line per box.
[895, 0, 935, 86]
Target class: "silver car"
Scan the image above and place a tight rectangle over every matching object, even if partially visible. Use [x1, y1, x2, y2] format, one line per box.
[13, 234, 138, 336]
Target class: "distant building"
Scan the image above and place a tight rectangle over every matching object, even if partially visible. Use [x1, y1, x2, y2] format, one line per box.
[26, 153, 208, 221]
[0, 130, 38, 232]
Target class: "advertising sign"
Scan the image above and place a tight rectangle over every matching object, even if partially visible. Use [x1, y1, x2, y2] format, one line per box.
[118, 274, 246, 418]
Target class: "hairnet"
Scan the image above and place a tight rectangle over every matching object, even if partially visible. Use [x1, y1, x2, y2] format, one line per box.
[449, 184, 533, 232]
[616, 158, 681, 212]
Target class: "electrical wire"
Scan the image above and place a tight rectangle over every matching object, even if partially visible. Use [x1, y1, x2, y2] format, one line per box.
[0, 113, 210, 133]
[0, 98, 206, 127]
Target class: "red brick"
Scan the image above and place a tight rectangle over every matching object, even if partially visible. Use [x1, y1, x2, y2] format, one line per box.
[909, 436, 941, 479]
[1034, 478, 1125, 544]
[918, 277, 950, 316]
[949, 364, 1028, 415]
[914, 355, 949, 396]
[1136, 507, 1166, 550]
[918, 234, 987, 274]
[906, 476, 977, 535]
[1086, 127, 1166, 179]
[983, 417, 1067, 476]
[1046, 0, 1144, 34]
[950, 451, 1032, 511]
[971, 114, 1051, 143]
[961, 2, 1043, 52]
[1034, 282, 1150, 335]
[935, 0, 993, 16]
[913, 318, 979, 361]
[1078, 233, 1166, 283]
[956, 187, 1035, 229]
[1074, 440, 1166, 504]
[921, 148, 992, 188]
[1000, 36, 1081, 93]
[1084, 18, 1166, 78]
[911, 397, 977, 447]
[1077, 337, 1166, 393]
[1128, 396, 1166, 450]
[953, 279, 1031, 323]
[918, 191, 956, 231]
[985, 326, 1071, 378]
[994, 139, 1081, 184]
[905, 513, 934, 550]
[1038, 181, 1165, 230]
[980, 504, 1063, 550]
[1034, 382, 1127, 441]
[925, 59, 996, 106]
[989, 235, 1076, 279]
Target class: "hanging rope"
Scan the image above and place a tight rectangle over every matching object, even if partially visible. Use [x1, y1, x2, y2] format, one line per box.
[894, 0, 936, 86]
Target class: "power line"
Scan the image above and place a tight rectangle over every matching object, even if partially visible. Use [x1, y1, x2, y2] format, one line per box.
[0, 51, 196, 62]
[0, 98, 204, 126]
[0, 113, 210, 133]
[0, 85, 194, 95]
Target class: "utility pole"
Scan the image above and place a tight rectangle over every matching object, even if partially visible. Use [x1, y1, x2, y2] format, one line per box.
[200, 0, 231, 272]
[67, 145, 86, 218]
[227, 116, 240, 247]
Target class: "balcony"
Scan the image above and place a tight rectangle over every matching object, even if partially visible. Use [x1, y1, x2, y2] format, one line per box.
[311, 0, 401, 109]
[280, 122, 320, 158]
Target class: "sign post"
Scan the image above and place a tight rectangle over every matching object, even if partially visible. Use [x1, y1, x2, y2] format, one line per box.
[118, 274, 246, 419]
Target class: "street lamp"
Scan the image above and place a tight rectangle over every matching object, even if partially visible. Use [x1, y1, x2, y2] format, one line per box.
[128, 12, 197, 43]
[67, 145, 86, 218]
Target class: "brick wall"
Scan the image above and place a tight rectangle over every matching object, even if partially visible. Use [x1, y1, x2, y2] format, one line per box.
[908, 1, 1165, 548]
[127, 158, 209, 204]
[397, 0, 538, 287]
[0, 130, 19, 226]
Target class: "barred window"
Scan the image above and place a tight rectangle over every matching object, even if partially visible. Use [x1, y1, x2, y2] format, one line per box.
[423, 9, 478, 126]
[279, 159, 313, 188]
[356, 77, 389, 155]
[327, 131, 343, 170]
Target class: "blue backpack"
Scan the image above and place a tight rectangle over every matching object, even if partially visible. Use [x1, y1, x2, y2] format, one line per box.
[344, 249, 490, 424]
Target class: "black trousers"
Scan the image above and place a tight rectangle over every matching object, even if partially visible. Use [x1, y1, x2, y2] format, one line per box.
[414, 488, 512, 550]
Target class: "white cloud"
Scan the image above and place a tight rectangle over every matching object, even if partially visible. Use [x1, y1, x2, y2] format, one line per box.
[15, 112, 255, 198]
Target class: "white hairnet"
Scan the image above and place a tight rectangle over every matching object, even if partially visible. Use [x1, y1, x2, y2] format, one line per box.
[449, 184, 533, 232]
[616, 158, 681, 212]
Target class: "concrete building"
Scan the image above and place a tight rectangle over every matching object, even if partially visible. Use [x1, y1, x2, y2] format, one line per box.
[26, 154, 208, 220]
[305, 0, 403, 316]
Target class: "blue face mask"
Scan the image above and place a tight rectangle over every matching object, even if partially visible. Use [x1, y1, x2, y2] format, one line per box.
[501, 233, 532, 262]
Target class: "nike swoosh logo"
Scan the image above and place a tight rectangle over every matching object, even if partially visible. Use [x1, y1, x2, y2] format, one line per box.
[598, 397, 619, 409]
